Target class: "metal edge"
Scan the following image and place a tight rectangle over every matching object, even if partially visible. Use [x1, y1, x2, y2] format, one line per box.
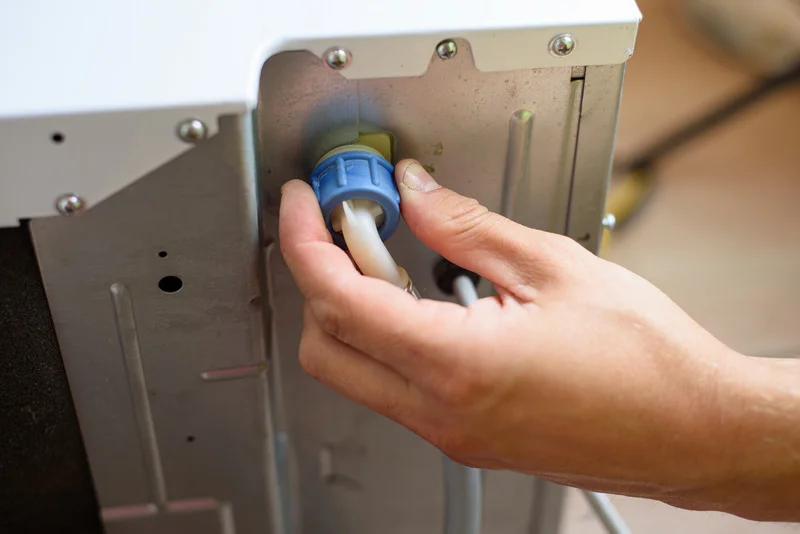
[566, 63, 626, 253]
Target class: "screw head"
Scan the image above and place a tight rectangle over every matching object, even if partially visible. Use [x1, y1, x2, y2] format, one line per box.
[602, 213, 617, 232]
[56, 194, 86, 216]
[549, 33, 576, 57]
[177, 118, 208, 143]
[436, 39, 458, 60]
[324, 47, 352, 70]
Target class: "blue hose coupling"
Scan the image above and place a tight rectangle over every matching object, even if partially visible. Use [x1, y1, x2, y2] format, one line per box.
[309, 145, 401, 249]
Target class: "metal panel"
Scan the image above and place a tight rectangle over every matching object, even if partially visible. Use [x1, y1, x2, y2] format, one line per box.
[566, 64, 627, 254]
[22, 49, 626, 534]
[29, 114, 282, 534]
[258, 43, 594, 534]
[258, 51, 360, 212]
[0, 0, 639, 225]
[0, 104, 243, 226]
[355, 41, 575, 236]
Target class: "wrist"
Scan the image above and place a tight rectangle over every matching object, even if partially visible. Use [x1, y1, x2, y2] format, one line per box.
[712, 352, 800, 520]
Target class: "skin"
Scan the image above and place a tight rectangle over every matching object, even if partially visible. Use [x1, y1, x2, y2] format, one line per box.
[279, 159, 800, 522]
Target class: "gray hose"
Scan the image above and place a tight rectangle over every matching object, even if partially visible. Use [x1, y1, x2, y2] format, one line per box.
[583, 491, 632, 534]
[443, 275, 483, 534]
[443, 458, 482, 534]
[453, 275, 480, 308]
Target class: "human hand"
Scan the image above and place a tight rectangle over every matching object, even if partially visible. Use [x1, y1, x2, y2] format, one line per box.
[279, 160, 800, 521]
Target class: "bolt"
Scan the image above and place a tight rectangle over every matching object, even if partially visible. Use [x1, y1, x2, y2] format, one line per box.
[602, 213, 617, 232]
[436, 39, 458, 60]
[324, 47, 352, 70]
[56, 194, 86, 216]
[549, 33, 576, 57]
[177, 118, 208, 143]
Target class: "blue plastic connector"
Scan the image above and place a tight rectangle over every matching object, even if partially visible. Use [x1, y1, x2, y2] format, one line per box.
[309, 147, 400, 249]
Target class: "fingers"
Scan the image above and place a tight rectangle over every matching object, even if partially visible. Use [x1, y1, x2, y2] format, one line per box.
[395, 159, 560, 297]
[299, 305, 427, 425]
[279, 179, 474, 381]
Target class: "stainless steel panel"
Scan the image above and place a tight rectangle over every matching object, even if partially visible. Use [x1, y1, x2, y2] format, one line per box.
[27, 47, 625, 534]
[258, 42, 594, 534]
[355, 40, 576, 237]
[259, 51, 360, 213]
[30, 114, 281, 534]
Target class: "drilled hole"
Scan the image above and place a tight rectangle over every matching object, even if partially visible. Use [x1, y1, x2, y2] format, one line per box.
[158, 251, 168, 258]
[186, 435, 196, 443]
[158, 276, 183, 293]
[51, 132, 65, 144]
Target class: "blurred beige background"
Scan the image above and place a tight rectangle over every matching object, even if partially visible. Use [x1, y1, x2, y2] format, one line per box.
[608, 0, 800, 358]
[562, 0, 800, 531]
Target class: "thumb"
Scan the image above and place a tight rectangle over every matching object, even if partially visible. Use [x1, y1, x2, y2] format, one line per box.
[394, 159, 557, 292]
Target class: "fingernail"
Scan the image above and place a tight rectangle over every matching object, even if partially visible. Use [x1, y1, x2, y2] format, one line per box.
[401, 163, 440, 193]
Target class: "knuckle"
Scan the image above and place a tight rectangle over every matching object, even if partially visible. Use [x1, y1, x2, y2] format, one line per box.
[441, 196, 499, 242]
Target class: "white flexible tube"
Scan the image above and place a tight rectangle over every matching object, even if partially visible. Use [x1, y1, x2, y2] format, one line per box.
[332, 199, 409, 289]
